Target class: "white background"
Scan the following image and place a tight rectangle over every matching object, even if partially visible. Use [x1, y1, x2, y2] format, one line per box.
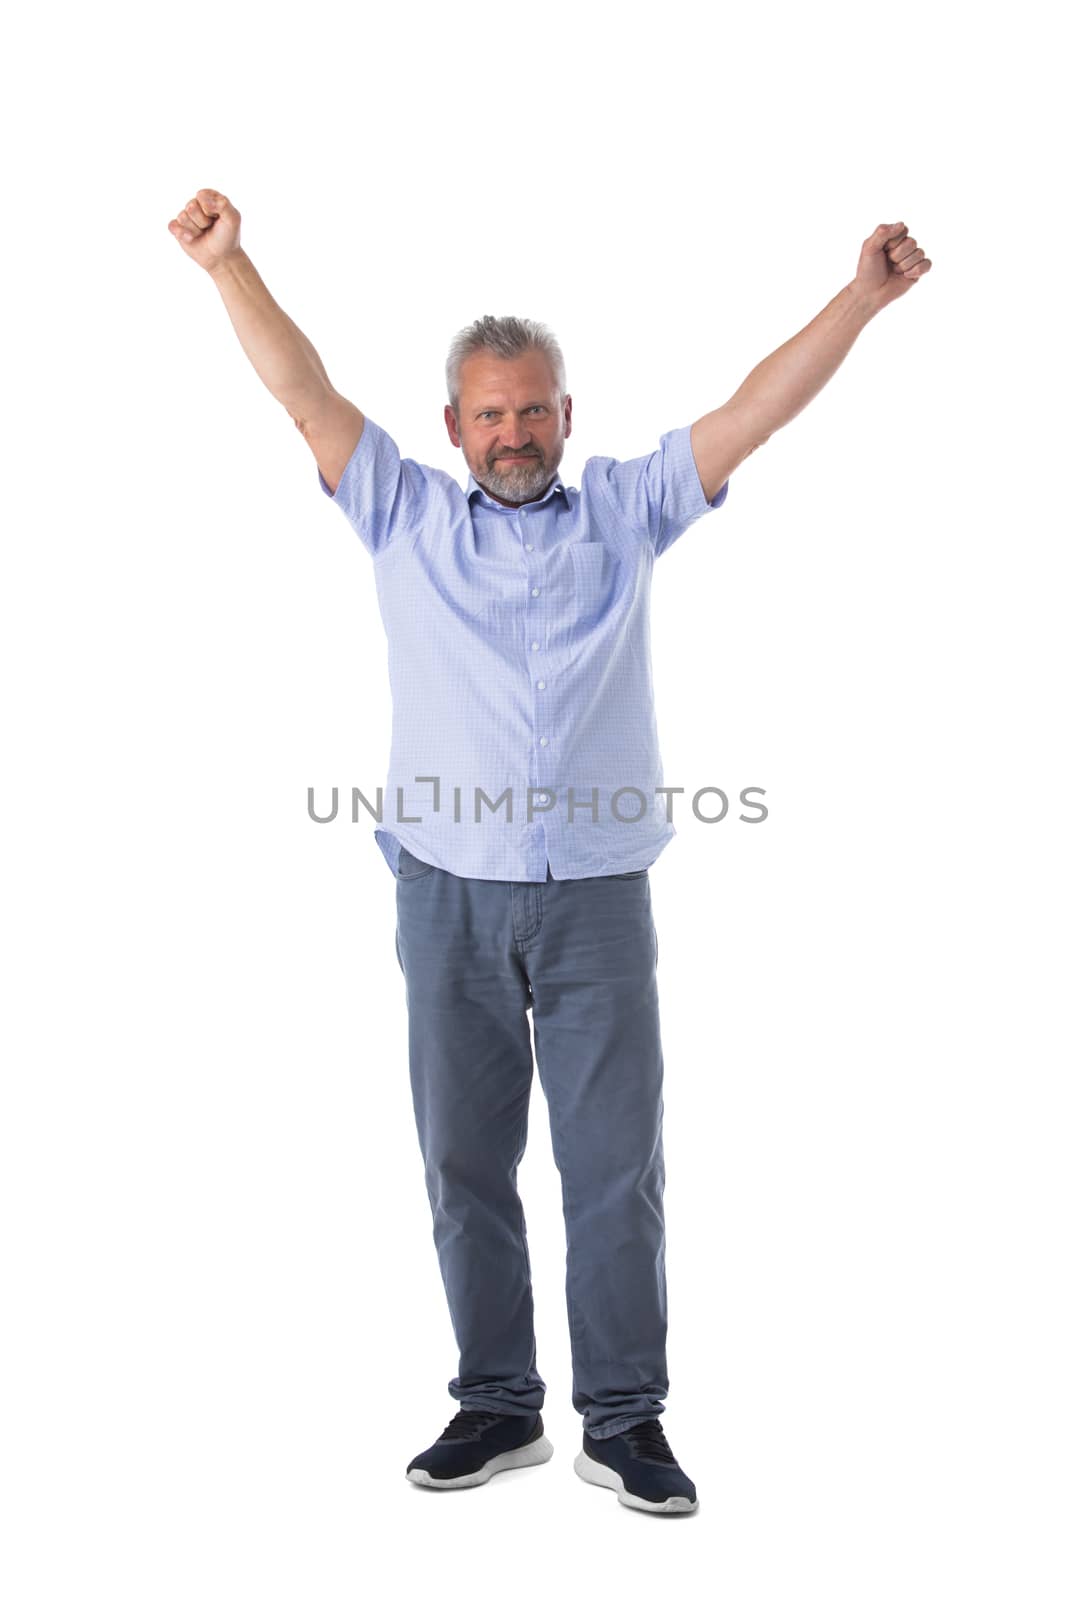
[3, 2, 1064, 1594]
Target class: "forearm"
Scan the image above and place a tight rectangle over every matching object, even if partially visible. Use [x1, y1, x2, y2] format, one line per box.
[209, 249, 332, 411]
[726, 281, 879, 445]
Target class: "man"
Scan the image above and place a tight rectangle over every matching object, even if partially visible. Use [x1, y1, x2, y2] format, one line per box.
[169, 190, 930, 1515]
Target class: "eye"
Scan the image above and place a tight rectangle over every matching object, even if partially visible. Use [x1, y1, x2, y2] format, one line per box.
[477, 407, 546, 419]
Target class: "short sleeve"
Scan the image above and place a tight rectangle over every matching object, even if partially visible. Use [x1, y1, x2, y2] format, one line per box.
[588, 423, 729, 560]
[317, 414, 430, 559]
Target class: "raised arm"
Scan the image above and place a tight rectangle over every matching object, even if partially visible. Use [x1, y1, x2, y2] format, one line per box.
[167, 188, 364, 493]
[689, 221, 932, 503]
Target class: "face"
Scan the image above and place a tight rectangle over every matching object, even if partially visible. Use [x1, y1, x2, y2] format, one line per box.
[444, 348, 572, 507]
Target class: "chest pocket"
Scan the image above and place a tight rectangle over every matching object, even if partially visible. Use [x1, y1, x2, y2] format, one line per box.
[569, 541, 619, 625]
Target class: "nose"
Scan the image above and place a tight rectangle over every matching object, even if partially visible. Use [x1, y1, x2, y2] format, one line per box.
[497, 432, 536, 456]
[496, 418, 535, 451]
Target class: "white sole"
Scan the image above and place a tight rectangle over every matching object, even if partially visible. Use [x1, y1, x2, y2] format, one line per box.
[573, 1448, 698, 1514]
[407, 1433, 554, 1489]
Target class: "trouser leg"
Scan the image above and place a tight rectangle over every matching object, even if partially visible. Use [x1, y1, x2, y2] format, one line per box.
[520, 870, 668, 1440]
[395, 848, 545, 1417]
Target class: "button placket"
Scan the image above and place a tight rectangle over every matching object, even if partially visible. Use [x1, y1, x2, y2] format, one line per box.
[519, 503, 556, 813]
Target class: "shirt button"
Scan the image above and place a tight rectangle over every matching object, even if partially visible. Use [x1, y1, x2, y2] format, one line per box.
[531, 586, 540, 596]
[536, 679, 545, 689]
[531, 641, 540, 651]
[525, 542, 534, 552]
[538, 793, 548, 804]
[539, 736, 548, 746]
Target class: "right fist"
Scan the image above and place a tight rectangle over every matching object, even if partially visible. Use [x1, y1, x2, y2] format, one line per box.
[167, 189, 241, 273]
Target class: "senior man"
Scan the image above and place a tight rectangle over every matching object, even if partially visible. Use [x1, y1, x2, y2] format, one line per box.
[169, 191, 930, 1515]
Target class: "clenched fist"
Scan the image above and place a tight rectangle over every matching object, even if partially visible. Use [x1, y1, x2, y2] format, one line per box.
[167, 189, 241, 275]
[853, 222, 932, 309]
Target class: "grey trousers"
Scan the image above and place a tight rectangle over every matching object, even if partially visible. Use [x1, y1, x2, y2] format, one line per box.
[394, 840, 670, 1441]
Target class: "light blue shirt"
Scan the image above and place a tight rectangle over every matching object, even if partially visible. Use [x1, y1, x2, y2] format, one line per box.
[318, 417, 728, 881]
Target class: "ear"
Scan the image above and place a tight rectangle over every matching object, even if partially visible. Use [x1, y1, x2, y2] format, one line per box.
[444, 403, 461, 447]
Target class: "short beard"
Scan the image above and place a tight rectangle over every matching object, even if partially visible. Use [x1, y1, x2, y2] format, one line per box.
[479, 452, 554, 502]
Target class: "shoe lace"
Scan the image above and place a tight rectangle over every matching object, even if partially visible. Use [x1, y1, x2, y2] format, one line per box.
[439, 1409, 498, 1441]
[624, 1419, 678, 1464]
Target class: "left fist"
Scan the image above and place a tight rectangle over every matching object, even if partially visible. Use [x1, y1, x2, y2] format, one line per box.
[853, 222, 932, 307]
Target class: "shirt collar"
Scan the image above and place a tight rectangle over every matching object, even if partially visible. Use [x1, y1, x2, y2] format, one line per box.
[466, 470, 570, 512]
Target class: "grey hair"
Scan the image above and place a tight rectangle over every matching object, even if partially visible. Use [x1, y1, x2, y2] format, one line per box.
[445, 315, 567, 417]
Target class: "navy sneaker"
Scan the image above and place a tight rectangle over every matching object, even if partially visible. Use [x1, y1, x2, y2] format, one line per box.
[406, 1408, 553, 1489]
[574, 1418, 698, 1513]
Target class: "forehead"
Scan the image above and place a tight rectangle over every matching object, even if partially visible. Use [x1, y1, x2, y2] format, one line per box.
[460, 349, 555, 402]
